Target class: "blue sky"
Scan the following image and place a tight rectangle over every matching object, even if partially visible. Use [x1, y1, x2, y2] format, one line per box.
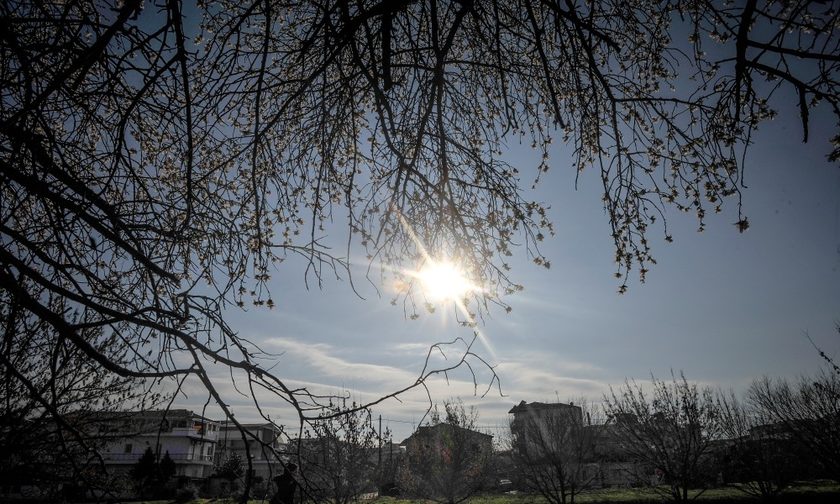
[173, 97, 839, 441]
[157, 3, 840, 440]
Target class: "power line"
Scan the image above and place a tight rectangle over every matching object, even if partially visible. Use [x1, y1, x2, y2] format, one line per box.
[381, 417, 508, 432]
[380, 417, 416, 424]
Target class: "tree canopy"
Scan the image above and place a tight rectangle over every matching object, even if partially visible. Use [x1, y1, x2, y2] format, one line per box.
[401, 400, 494, 503]
[604, 373, 722, 502]
[1, 0, 838, 491]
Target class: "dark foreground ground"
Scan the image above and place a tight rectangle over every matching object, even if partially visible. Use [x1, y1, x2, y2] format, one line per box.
[373, 483, 838, 504]
[4, 482, 839, 503]
[244, 481, 840, 504]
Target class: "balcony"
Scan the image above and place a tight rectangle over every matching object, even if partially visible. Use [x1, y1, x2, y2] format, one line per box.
[104, 452, 214, 463]
[158, 427, 219, 440]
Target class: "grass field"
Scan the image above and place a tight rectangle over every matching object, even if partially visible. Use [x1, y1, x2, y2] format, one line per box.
[362, 482, 840, 503]
[170, 481, 837, 504]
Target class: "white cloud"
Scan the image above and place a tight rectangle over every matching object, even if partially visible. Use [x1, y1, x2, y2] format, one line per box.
[498, 361, 605, 391]
[388, 342, 438, 354]
[162, 332, 616, 441]
[264, 336, 418, 384]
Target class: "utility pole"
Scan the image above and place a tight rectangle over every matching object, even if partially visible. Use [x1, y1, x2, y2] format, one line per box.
[378, 414, 382, 466]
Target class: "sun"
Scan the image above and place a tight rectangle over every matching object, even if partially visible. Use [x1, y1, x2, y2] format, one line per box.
[416, 260, 477, 301]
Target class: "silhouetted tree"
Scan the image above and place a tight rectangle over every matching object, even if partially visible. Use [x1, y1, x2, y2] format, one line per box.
[749, 373, 840, 482]
[401, 400, 494, 504]
[0, 295, 157, 499]
[604, 372, 721, 502]
[808, 324, 840, 376]
[299, 401, 381, 504]
[128, 448, 180, 498]
[159, 451, 177, 484]
[212, 452, 244, 499]
[2, 2, 838, 499]
[510, 400, 601, 504]
[216, 453, 245, 483]
[131, 447, 158, 498]
[716, 390, 800, 500]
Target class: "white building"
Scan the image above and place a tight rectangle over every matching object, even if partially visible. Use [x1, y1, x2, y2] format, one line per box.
[216, 422, 286, 481]
[96, 409, 220, 479]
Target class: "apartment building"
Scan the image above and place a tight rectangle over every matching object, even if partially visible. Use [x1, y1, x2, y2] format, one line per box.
[508, 401, 643, 488]
[95, 409, 220, 479]
[216, 422, 286, 481]
[509, 400, 584, 453]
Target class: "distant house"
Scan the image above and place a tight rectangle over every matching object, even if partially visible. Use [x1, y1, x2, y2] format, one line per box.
[586, 423, 647, 487]
[401, 423, 495, 500]
[95, 409, 220, 479]
[402, 423, 493, 458]
[509, 400, 584, 453]
[216, 422, 285, 481]
[509, 400, 583, 420]
[508, 401, 645, 489]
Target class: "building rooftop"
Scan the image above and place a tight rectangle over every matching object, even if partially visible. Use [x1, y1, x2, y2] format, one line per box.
[401, 423, 493, 444]
[508, 400, 580, 414]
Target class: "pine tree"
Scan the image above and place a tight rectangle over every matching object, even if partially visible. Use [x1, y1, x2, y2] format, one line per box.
[130, 447, 157, 497]
[159, 451, 177, 484]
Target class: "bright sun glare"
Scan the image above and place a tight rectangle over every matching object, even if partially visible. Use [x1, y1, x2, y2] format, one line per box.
[417, 260, 476, 301]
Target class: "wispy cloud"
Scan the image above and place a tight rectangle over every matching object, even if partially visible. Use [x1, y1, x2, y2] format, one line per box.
[265, 336, 419, 385]
[495, 359, 609, 402]
[502, 350, 605, 375]
[388, 342, 438, 354]
[165, 333, 615, 441]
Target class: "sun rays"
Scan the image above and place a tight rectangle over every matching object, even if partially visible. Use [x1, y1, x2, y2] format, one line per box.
[415, 259, 477, 302]
[390, 213, 498, 362]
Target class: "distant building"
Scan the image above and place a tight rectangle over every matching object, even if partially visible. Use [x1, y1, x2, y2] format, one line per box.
[402, 423, 493, 458]
[508, 400, 584, 449]
[509, 400, 583, 420]
[95, 409, 220, 479]
[586, 423, 647, 487]
[508, 401, 645, 489]
[216, 422, 285, 481]
[401, 423, 495, 498]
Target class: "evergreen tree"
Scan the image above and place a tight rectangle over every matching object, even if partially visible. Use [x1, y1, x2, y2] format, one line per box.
[130, 447, 157, 497]
[216, 453, 244, 483]
[159, 451, 177, 484]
